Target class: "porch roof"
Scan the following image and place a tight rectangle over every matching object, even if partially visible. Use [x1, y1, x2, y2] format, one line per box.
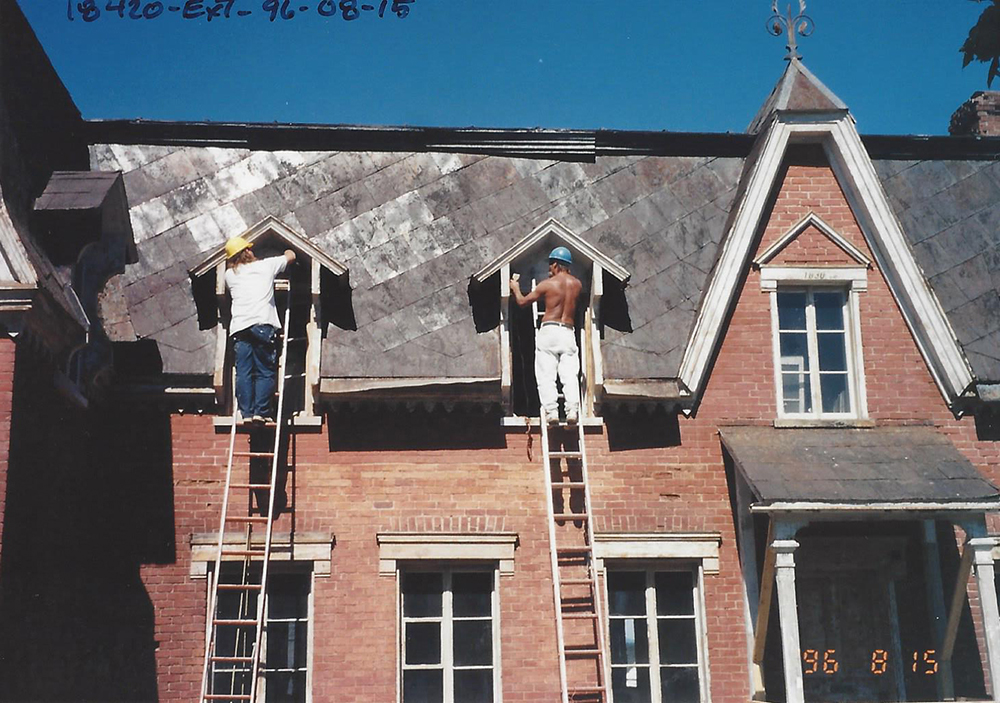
[720, 426, 1000, 507]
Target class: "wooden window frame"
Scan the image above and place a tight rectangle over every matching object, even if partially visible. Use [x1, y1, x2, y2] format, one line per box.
[602, 563, 710, 703]
[761, 268, 869, 424]
[204, 563, 315, 703]
[397, 565, 502, 703]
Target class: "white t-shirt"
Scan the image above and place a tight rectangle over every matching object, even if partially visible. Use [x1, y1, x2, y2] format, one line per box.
[224, 256, 289, 334]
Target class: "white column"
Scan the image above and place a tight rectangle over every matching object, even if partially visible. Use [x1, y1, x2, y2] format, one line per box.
[773, 539, 804, 703]
[970, 537, 1000, 700]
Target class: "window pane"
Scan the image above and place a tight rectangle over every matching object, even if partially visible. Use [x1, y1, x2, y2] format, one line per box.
[454, 669, 493, 703]
[403, 572, 443, 618]
[820, 374, 851, 413]
[266, 621, 307, 670]
[660, 666, 700, 703]
[611, 666, 652, 703]
[453, 620, 492, 666]
[817, 332, 847, 371]
[405, 622, 441, 665]
[213, 625, 254, 658]
[268, 574, 309, 619]
[655, 572, 694, 616]
[212, 668, 251, 696]
[777, 291, 807, 330]
[779, 333, 810, 369]
[453, 572, 492, 617]
[403, 669, 443, 703]
[216, 591, 259, 621]
[658, 619, 698, 665]
[814, 291, 845, 330]
[610, 617, 650, 665]
[609, 572, 646, 616]
[782, 372, 813, 414]
[265, 670, 307, 703]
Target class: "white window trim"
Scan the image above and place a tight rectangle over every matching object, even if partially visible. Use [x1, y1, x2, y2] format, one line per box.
[397, 566, 502, 703]
[593, 532, 721, 574]
[203, 563, 315, 703]
[594, 533, 719, 703]
[377, 532, 518, 577]
[381, 533, 516, 703]
[761, 269, 869, 423]
[189, 532, 334, 578]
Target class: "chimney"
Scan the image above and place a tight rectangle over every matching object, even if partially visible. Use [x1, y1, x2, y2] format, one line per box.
[950, 91, 1000, 136]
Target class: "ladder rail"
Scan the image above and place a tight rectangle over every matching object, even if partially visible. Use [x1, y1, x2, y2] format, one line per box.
[247, 297, 293, 703]
[540, 406, 572, 703]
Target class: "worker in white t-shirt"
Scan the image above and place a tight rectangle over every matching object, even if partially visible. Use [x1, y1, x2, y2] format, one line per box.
[223, 236, 296, 424]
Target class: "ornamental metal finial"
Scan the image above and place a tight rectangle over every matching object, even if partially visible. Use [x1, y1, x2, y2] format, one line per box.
[767, 0, 814, 61]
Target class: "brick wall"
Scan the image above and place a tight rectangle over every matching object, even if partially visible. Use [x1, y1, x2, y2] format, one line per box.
[950, 91, 1000, 136]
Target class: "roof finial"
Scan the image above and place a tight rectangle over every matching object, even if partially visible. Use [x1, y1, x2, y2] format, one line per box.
[767, 0, 814, 61]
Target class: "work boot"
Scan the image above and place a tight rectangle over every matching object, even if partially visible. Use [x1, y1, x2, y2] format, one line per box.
[565, 410, 579, 427]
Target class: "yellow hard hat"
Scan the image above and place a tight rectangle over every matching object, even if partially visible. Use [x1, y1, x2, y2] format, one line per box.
[225, 236, 252, 259]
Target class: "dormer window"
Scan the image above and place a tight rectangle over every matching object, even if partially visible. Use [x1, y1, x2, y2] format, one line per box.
[471, 218, 629, 421]
[755, 212, 870, 424]
[190, 217, 348, 425]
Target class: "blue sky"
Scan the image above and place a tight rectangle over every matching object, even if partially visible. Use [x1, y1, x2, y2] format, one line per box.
[16, 0, 994, 135]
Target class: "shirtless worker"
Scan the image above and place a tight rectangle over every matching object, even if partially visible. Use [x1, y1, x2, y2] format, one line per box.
[224, 236, 296, 424]
[509, 246, 583, 427]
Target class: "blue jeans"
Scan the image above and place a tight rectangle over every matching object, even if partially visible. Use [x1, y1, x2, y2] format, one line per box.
[233, 324, 278, 418]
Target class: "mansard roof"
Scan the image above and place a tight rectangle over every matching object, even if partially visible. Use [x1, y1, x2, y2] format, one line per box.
[87, 121, 1000, 399]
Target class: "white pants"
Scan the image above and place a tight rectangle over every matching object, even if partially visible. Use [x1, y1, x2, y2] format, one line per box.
[535, 324, 580, 417]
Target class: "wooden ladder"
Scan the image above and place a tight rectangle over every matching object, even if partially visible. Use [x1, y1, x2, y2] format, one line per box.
[540, 406, 608, 703]
[200, 280, 300, 703]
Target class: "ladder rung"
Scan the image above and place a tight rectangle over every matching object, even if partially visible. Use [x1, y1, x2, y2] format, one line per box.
[210, 656, 254, 663]
[562, 612, 599, 620]
[286, 336, 308, 343]
[220, 549, 266, 557]
[213, 619, 259, 626]
[225, 516, 268, 523]
[564, 648, 602, 657]
[216, 583, 262, 591]
[550, 451, 582, 459]
[205, 696, 252, 701]
[569, 686, 607, 696]
[553, 482, 587, 490]
[561, 578, 595, 586]
[284, 372, 306, 379]
[230, 483, 271, 490]
[233, 451, 275, 458]
[554, 513, 588, 521]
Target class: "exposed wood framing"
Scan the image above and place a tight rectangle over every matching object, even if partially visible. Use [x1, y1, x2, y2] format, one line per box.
[500, 262, 512, 410]
[753, 520, 775, 667]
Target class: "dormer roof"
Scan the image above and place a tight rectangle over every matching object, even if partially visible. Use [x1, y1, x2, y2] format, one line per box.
[190, 215, 348, 279]
[747, 59, 848, 135]
[472, 217, 629, 284]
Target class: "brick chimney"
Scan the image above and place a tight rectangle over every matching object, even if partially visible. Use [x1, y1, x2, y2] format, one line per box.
[950, 91, 1000, 136]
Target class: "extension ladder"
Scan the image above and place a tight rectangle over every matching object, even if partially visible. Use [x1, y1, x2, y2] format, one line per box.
[200, 279, 299, 703]
[540, 406, 608, 703]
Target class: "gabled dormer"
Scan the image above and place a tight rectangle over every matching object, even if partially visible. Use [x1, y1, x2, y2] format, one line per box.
[190, 216, 349, 425]
[679, 57, 973, 412]
[471, 218, 629, 421]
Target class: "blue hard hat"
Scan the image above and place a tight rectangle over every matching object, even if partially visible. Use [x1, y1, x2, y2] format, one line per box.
[549, 246, 573, 266]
